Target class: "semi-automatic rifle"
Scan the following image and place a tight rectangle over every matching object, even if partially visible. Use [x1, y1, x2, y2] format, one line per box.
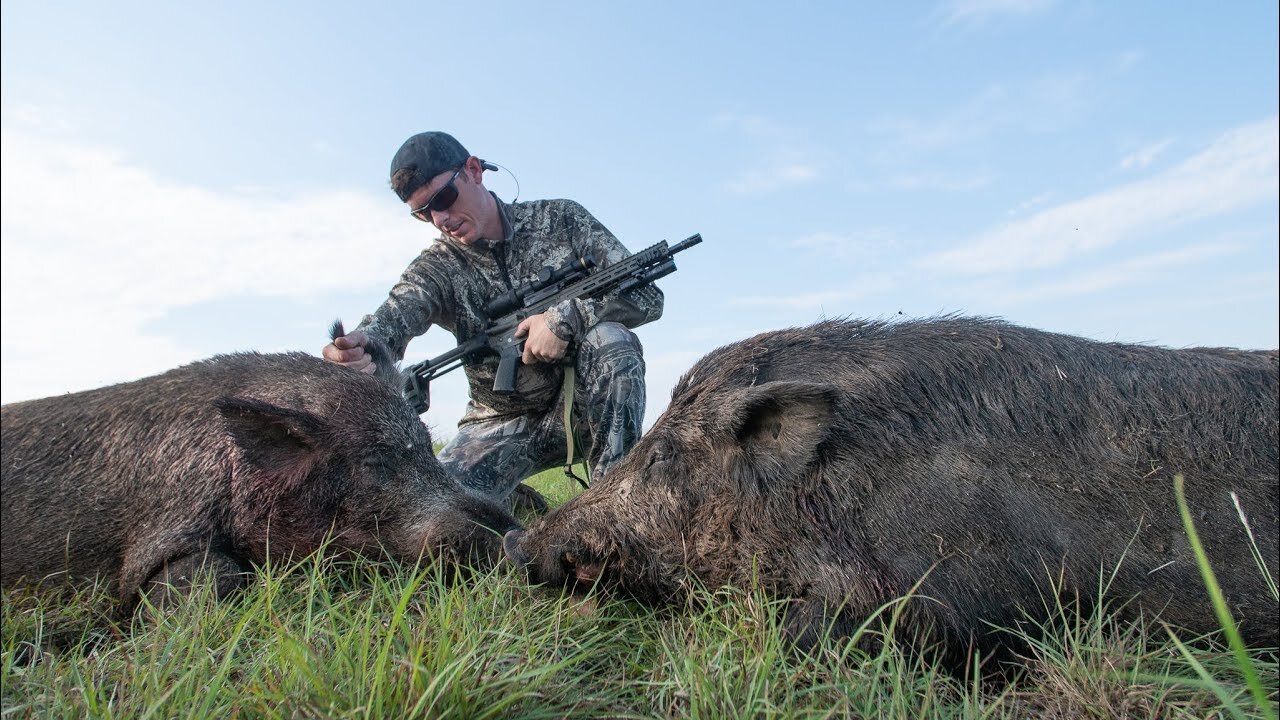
[402, 233, 702, 414]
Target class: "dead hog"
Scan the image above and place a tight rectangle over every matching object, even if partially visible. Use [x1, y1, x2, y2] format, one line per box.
[2, 335, 520, 614]
[506, 317, 1278, 662]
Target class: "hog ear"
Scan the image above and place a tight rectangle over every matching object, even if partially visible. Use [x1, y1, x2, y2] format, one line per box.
[728, 381, 837, 482]
[214, 396, 331, 493]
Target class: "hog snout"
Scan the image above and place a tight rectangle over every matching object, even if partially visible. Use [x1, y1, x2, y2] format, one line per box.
[503, 528, 606, 590]
[419, 493, 523, 573]
[503, 529, 530, 568]
[503, 528, 572, 585]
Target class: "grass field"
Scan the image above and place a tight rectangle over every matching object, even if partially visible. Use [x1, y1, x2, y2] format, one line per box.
[2, 469, 1276, 719]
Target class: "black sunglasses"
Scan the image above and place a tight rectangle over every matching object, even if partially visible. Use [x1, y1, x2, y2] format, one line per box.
[410, 165, 464, 222]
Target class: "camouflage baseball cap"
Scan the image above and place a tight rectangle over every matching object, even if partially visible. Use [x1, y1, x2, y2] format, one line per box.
[390, 131, 470, 202]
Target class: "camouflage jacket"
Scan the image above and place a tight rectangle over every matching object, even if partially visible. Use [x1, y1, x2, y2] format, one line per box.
[358, 194, 664, 422]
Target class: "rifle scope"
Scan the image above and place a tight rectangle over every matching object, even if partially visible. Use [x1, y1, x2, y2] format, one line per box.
[482, 254, 596, 318]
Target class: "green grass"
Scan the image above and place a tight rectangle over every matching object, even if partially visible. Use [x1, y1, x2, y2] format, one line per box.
[3, 470, 1276, 719]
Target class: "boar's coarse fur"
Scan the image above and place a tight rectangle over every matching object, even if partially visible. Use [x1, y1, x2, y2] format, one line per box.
[507, 316, 1279, 663]
[2, 336, 519, 615]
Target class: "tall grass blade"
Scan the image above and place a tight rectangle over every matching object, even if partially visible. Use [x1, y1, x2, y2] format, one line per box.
[1174, 474, 1276, 720]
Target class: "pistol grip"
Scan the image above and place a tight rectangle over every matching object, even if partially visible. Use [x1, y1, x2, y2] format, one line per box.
[493, 339, 523, 394]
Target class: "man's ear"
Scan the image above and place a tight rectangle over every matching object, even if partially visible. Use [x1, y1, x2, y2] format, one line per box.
[722, 381, 838, 487]
[462, 155, 485, 184]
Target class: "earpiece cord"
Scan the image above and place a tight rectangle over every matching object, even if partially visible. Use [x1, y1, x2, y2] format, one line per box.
[479, 159, 520, 203]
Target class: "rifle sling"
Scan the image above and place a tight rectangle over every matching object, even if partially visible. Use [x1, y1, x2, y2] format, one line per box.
[562, 363, 590, 490]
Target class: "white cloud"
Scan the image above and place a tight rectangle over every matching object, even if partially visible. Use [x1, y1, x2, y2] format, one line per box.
[1120, 138, 1173, 170]
[713, 112, 821, 195]
[866, 72, 1090, 157]
[711, 112, 783, 139]
[934, 0, 1056, 27]
[4, 103, 74, 132]
[0, 128, 425, 402]
[887, 170, 991, 191]
[725, 163, 819, 194]
[918, 117, 1279, 274]
[788, 229, 895, 257]
[962, 242, 1244, 306]
[1116, 50, 1145, 72]
[729, 273, 902, 311]
[866, 85, 1010, 151]
[1007, 191, 1054, 217]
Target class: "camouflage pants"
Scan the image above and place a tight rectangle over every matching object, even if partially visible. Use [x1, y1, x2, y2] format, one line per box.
[437, 322, 646, 502]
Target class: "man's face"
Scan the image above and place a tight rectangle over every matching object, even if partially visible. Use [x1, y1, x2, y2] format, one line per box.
[406, 161, 484, 244]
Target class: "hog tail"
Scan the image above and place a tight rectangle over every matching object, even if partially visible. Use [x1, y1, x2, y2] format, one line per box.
[328, 319, 346, 342]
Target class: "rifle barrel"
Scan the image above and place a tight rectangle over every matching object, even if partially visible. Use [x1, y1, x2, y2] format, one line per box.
[669, 233, 703, 254]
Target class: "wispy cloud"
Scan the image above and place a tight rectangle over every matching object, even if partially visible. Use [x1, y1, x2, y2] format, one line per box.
[933, 0, 1056, 27]
[1120, 138, 1173, 170]
[713, 112, 822, 194]
[729, 273, 902, 311]
[5, 103, 75, 132]
[1007, 191, 1055, 217]
[918, 117, 1279, 274]
[866, 72, 1091, 157]
[887, 170, 991, 191]
[960, 242, 1245, 306]
[1116, 50, 1145, 72]
[725, 163, 819, 194]
[866, 85, 1010, 151]
[788, 229, 896, 257]
[0, 127, 423, 401]
[711, 112, 801, 142]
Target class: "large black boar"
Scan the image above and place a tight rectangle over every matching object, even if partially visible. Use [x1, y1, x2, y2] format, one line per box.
[506, 317, 1279, 662]
[2, 339, 520, 615]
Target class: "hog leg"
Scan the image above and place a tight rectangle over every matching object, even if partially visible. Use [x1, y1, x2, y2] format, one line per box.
[139, 550, 248, 611]
[781, 596, 865, 654]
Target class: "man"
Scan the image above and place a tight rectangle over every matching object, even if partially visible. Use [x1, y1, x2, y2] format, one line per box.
[323, 131, 661, 510]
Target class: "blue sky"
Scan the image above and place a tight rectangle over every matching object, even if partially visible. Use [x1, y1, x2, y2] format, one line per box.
[2, 1, 1277, 438]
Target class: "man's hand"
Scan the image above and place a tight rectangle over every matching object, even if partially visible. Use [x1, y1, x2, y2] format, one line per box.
[515, 314, 569, 364]
[322, 329, 377, 373]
